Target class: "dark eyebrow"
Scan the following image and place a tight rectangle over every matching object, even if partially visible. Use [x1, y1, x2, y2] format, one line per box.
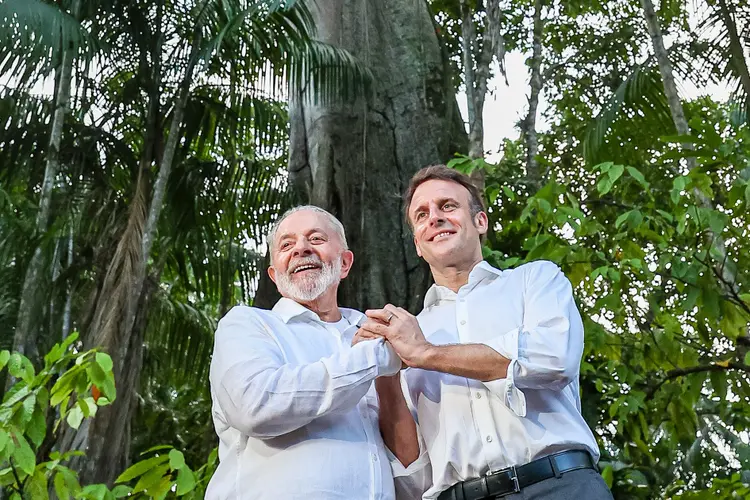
[411, 197, 460, 217]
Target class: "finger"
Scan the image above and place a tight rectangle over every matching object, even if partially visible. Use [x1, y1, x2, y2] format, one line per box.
[359, 320, 389, 336]
[355, 328, 382, 340]
[383, 304, 402, 322]
[352, 331, 374, 345]
[365, 308, 392, 323]
[395, 306, 411, 318]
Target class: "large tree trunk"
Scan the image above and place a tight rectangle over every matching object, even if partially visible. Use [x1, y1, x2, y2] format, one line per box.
[13, 0, 81, 364]
[280, 0, 467, 313]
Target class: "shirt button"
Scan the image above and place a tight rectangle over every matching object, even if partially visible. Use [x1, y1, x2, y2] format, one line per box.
[372, 454, 378, 462]
[475, 393, 482, 399]
[486, 436, 493, 443]
[460, 320, 466, 325]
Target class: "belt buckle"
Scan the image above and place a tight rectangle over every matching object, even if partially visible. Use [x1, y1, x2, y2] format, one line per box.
[487, 465, 520, 498]
[509, 465, 520, 493]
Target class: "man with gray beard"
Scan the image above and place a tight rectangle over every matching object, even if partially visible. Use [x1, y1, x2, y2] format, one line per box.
[206, 206, 408, 500]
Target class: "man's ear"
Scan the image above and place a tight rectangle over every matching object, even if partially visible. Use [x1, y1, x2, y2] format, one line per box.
[414, 235, 423, 257]
[475, 211, 489, 236]
[339, 250, 355, 279]
[267, 265, 277, 285]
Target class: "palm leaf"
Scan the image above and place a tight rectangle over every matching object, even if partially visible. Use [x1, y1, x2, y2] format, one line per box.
[583, 65, 674, 164]
[0, 0, 99, 84]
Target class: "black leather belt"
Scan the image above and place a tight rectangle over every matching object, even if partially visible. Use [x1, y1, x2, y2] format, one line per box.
[437, 450, 596, 500]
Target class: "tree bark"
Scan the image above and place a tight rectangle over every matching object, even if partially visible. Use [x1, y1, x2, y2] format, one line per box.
[276, 0, 467, 313]
[525, 0, 543, 185]
[458, 0, 505, 196]
[13, 0, 81, 364]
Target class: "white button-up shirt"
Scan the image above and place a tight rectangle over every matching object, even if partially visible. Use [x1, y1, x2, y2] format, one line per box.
[395, 260, 600, 499]
[207, 298, 402, 500]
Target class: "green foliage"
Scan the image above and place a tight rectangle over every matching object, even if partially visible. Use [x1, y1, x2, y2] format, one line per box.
[469, 100, 750, 498]
[0, 336, 208, 498]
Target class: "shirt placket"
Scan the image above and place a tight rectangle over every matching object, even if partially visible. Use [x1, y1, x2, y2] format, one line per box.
[456, 294, 503, 471]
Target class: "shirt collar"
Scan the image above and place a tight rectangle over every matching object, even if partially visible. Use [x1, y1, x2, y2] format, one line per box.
[272, 297, 365, 326]
[423, 260, 503, 308]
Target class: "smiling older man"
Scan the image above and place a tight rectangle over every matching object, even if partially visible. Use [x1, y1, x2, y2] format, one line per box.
[206, 206, 403, 500]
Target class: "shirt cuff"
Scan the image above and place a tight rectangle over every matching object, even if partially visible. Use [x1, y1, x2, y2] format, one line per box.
[482, 327, 527, 417]
[371, 338, 402, 377]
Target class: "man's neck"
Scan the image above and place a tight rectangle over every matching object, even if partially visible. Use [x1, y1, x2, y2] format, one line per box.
[298, 288, 342, 322]
[430, 255, 484, 293]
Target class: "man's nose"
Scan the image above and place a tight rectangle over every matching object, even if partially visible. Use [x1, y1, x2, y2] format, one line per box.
[427, 208, 445, 226]
[292, 239, 313, 257]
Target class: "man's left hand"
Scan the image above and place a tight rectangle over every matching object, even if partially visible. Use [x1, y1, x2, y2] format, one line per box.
[359, 305, 432, 368]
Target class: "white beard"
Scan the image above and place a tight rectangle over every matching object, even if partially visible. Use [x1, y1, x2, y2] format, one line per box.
[276, 255, 342, 302]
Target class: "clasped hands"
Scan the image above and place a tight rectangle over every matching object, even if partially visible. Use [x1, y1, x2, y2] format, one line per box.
[352, 304, 432, 368]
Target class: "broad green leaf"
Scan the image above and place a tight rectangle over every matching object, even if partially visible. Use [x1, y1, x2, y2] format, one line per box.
[95, 352, 113, 373]
[79, 484, 112, 500]
[0, 351, 9, 371]
[12, 432, 35, 475]
[745, 352, 750, 366]
[57, 466, 81, 496]
[608, 164, 624, 182]
[745, 182, 750, 208]
[3, 385, 30, 406]
[595, 161, 614, 173]
[7, 354, 34, 383]
[131, 463, 170, 494]
[502, 186, 515, 201]
[111, 485, 132, 498]
[169, 449, 186, 470]
[27, 407, 46, 447]
[66, 406, 84, 430]
[626, 166, 649, 189]
[86, 363, 116, 401]
[0, 430, 8, 454]
[615, 211, 630, 229]
[26, 469, 49, 500]
[656, 209, 674, 222]
[176, 466, 196, 495]
[20, 392, 36, 424]
[0, 467, 14, 488]
[597, 177, 614, 195]
[116, 454, 169, 483]
[79, 397, 97, 418]
[54, 472, 70, 500]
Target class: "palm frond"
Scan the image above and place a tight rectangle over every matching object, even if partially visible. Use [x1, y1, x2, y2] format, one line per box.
[0, 0, 98, 84]
[583, 65, 674, 164]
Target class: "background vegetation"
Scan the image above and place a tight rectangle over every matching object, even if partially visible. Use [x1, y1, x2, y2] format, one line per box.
[0, 0, 749, 498]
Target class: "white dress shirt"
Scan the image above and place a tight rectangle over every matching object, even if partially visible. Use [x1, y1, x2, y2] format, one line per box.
[394, 260, 600, 499]
[207, 298, 403, 500]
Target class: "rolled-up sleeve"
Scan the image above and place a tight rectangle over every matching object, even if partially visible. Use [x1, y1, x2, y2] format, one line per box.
[210, 307, 402, 439]
[482, 261, 584, 416]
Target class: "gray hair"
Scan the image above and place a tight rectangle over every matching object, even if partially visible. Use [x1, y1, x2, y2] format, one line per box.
[267, 205, 349, 253]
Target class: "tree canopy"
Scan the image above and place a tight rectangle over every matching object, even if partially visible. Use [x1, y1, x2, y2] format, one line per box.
[0, 0, 749, 498]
